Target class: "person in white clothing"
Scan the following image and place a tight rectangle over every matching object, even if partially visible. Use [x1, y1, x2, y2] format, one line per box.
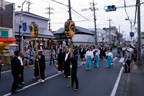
[106, 49, 113, 68]
[85, 47, 94, 70]
[18, 52, 24, 86]
[93, 47, 100, 67]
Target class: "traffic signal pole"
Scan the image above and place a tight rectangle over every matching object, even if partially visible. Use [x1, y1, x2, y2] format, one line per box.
[137, 0, 141, 65]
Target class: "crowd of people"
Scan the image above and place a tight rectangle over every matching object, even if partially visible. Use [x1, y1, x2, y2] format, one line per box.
[1, 43, 144, 94]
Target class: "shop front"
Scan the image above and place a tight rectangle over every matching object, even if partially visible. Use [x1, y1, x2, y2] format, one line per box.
[0, 30, 17, 65]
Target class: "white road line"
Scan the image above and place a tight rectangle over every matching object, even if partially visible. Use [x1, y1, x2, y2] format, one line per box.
[110, 67, 124, 96]
[119, 58, 125, 63]
[1, 70, 11, 74]
[110, 58, 125, 96]
[3, 63, 83, 96]
[112, 57, 118, 62]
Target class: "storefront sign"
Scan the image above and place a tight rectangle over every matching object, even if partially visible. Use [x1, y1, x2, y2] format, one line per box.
[0, 30, 8, 37]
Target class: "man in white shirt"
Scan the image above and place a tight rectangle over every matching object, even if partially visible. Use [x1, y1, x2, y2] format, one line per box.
[18, 52, 24, 85]
[85, 47, 94, 70]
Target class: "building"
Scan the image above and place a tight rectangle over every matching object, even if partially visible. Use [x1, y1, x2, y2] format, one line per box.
[53, 26, 94, 45]
[14, 11, 55, 50]
[103, 26, 118, 44]
[89, 28, 108, 43]
[0, 1, 16, 65]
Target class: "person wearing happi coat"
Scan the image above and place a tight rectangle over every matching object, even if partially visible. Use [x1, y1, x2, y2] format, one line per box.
[64, 49, 71, 77]
[105, 49, 113, 68]
[85, 47, 94, 70]
[35, 50, 46, 83]
[93, 48, 100, 67]
[69, 52, 79, 91]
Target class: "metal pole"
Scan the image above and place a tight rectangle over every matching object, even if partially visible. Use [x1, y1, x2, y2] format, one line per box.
[49, 6, 51, 30]
[130, 21, 133, 45]
[108, 19, 112, 44]
[137, 0, 141, 65]
[93, 0, 97, 45]
[68, 0, 72, 90]
[68, 0, 72, 20]
[19, 25, 21, 51]
[119, 25, 121, 44]
[20, 0, 27, 52]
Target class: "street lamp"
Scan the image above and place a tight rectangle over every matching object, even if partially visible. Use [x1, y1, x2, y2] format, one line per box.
[125, 18, 133, 45]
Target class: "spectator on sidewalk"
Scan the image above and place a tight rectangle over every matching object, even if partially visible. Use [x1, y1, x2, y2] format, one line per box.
[18, 52, 24, 86]
[11, 51, 22, 93]
[0, 54, 3, 79]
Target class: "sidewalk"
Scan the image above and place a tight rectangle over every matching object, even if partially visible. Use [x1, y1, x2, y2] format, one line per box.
[125, 62, 144, 96]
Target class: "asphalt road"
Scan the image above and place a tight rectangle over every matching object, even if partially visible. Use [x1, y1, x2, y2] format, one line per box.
[0, 49, 128, 96]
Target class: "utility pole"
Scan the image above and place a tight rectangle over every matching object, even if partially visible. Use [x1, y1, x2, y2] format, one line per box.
[119, 25, 121, 44]
[108, 19, 112, 44]
[46, 6, 54, 31]
[82, 0, 98, 45]
[137, 0, 141, 65]
[27, 0, 32, 13]
[92, 0, 97, 45]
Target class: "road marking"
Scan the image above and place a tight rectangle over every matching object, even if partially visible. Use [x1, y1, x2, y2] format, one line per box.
[110, 67, 124, 96]
[2, 63, 83, 96]
[110, 58, 125, 96]
[113, 57, 117, 62]
[119, 58, 125, 63]
[1, 70, 11, 74]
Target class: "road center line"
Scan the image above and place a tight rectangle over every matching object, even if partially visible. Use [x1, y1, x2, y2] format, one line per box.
[3, 63, 83, 96]
[110, 58, 124, 96]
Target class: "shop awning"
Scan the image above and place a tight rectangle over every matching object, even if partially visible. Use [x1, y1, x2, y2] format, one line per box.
[0, 37, 16, 42]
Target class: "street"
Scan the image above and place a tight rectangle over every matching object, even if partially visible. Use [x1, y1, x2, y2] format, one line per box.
[0, 49, 128, 96]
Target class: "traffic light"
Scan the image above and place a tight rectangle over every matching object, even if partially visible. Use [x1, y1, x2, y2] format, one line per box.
[102, 28, 106, 30]
[104, 5, 117, 12]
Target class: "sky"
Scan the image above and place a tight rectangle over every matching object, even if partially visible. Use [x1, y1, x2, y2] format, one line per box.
[5, 0, 144, 40]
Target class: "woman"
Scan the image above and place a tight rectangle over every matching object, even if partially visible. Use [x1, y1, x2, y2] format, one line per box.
[106, 49, 113, 68]
[93, 48, 100, 67]
[85, 47, 94, 70]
